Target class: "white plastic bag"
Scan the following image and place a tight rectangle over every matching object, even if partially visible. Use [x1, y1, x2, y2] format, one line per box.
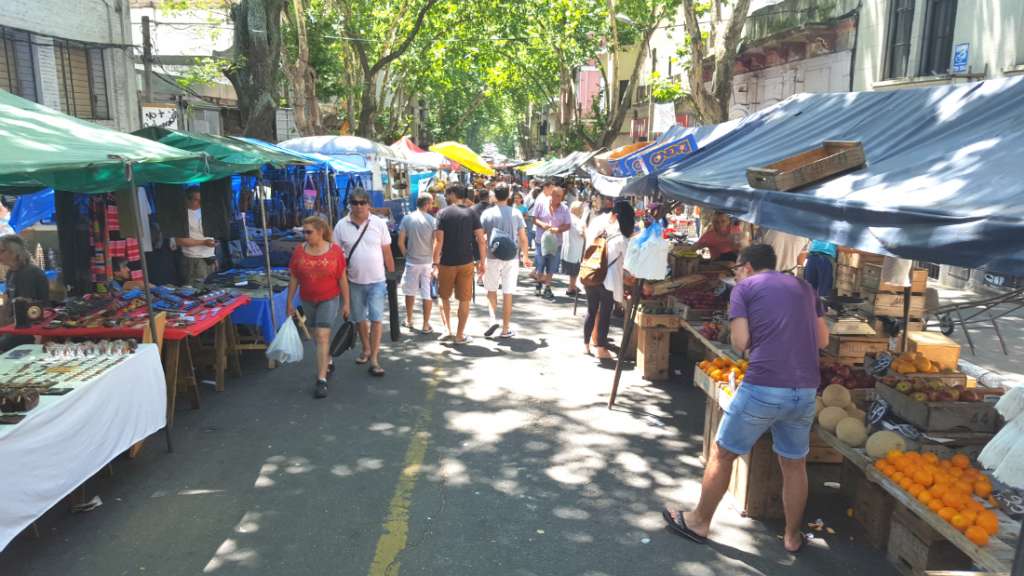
[266, 317, 304, 364]
[624, 224, 671, 280]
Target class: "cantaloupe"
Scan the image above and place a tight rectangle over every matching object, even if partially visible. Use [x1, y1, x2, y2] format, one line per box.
[836, 417, 868, 447]
[846, 407, 866, 421]
[865, 430, 907, 458]
[818, 406, 848, 432]
[822, 384, 852, 408]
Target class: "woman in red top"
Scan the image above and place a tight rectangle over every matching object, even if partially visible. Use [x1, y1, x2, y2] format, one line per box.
[286, 215, 350, 399]
[693, 211, 741, 261]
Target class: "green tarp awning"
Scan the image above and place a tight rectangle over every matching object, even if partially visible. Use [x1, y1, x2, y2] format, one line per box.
[0, 90, 209, 194]
[133, 127, 312, 179]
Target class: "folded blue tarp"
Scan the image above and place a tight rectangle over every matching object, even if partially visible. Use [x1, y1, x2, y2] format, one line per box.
[657, 77, 1024, 276]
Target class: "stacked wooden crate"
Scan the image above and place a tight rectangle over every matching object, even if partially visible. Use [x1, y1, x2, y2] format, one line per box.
[861, 265, 929, 320]
[835, 250, 885, 297]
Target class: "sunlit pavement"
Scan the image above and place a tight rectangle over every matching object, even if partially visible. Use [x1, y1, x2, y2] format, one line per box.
[1, 275, 900, 576]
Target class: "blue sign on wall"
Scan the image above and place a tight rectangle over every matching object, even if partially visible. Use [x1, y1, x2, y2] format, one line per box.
[952, 43, 969, 74]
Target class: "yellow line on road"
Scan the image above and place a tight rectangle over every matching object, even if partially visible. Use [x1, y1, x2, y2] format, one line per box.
[366, 367, 440, 576]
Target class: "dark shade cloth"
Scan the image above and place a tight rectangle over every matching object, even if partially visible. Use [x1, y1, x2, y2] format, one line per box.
[657, 77, 1024, 276]
[54, 192, 93, 295]
[153, 184, 187, 238]
[436, 205, 482, 267]
[153, 178, 231, 240]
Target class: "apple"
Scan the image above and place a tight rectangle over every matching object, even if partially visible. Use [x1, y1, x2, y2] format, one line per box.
[912, 380, 929, 393]
[911, 392, 929, 402]
[896, 381, 912, 394]
[831, 376, 845, 387]
[837, 365, 852, 378]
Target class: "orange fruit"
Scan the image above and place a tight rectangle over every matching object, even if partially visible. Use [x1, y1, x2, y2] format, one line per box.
[913, 470, 934, 487]
[699, 360, 711, 371]
[951, 514, 971, 531]
[942, 491, 962, 509]
[974, 481, 992, 498]
[949, 467, 965, 479]
[960, 509, 978, 525]
[988, 496, 998, 507]
[965, 525, 989, 546]
[923, 452, 939, 464]
[928, 499, 945, 512]
[886, 450, 904, 464]
[938, 507, 957, 521]
[917, 490, 934, 504]
[908, 483, 924, 497]
[931, 483, 949, 498]
[939, 460, 953, 469]
[976, 512, 999, 536]
[899, 477, 915, 491]
[956, 481, 974, 495]
[873, 459, 887, 470]
[951, 453, 970, 469]
[892, 472, 906, 483]
[883, 465, 897, 478]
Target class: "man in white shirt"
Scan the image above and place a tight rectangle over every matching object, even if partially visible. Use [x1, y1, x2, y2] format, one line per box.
[175, 189, 216, 286]
[398, 194, 437, 334]
[333, 189, 395, 377]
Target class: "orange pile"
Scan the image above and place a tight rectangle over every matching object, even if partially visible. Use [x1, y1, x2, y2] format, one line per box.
[872, 450, 999, 546]
[698, 357, 747, 384]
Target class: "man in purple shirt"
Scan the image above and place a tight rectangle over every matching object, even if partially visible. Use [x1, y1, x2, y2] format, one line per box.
[664, 244, 828, 554]
[530, 180, 571, 301]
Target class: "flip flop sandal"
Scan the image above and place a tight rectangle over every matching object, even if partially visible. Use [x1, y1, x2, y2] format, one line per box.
[420, 326, 434, 335]
[368, 365, 385, 377]
[786, 533, 810, 555]
[662, 508, 708, 545]
[484, 323, 500, 337]
[402, 321, 416, 331]
[453, 336, 474, 345]
[355, 354, 370, 365]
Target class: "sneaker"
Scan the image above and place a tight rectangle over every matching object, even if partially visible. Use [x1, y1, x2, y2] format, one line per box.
[543, 287, 555, 301]
[314, 379, 328, 399]
[534, 283, 543, 296]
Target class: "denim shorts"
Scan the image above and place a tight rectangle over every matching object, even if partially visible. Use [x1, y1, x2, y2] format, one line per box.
[349, 281, 386, 323]
[534, 245, 560, 275]
[301, 298, 339, 329]
[716, 383, 817, 460]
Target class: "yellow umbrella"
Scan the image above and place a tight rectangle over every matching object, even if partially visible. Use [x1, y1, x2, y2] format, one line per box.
[429, 141, 495, 176]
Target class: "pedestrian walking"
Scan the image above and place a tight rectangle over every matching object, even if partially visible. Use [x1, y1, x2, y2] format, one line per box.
[582, 201, 633, 360]
[480, 184, 532, 339]
[514, 192, 532, 249]
[530, 179, 571, 301]
[333, 189, 395, 377]
[561, 200, 586, 297]
[433, 183, 487, 344]
[286, 216, 350, 398]
[663, 243, 828, 553]
[398, 194, 437, 334]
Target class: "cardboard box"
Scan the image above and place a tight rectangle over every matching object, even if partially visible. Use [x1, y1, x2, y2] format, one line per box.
[906, 331, 961, 371]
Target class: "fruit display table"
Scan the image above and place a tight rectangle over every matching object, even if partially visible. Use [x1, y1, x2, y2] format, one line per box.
[817, 428, 1019, 574]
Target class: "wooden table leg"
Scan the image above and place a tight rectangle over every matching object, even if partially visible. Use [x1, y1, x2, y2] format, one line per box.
[181, 338, 200, 409]
[214, 321, 227, 392]
[163, 340, 181, 428]
[225, 318, 242, 376]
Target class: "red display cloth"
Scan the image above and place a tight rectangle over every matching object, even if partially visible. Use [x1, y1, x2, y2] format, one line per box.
[0, 296, 251, 342]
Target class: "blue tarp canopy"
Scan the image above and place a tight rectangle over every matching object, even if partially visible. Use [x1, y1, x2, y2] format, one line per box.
[656, 77, 1024, 276]
[232, 137, 371, 177]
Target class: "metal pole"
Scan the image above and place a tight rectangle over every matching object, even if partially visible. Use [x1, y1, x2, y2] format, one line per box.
[125, 165, 172, 452]
[257, 177, 277, 331]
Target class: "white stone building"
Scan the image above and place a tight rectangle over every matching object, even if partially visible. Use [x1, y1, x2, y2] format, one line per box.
[0, 0, 139, 131]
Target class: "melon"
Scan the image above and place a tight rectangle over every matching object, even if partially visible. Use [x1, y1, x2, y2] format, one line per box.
[817, 406, 848, 432]
[836, 417, 868, 447]
[865, 430, 907, 459]
[846, 407, 866, 421]
[822, 384, 852, 408]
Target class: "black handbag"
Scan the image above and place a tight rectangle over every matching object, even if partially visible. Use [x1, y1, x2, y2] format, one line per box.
[330, 320, 355, 356]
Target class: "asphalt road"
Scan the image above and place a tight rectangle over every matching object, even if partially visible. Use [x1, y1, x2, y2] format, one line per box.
[1, 275, 901, 576]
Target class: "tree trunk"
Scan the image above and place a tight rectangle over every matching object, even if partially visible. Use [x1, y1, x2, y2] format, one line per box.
[599, 25, 657, 149]
[282, 0, 320, 136]
[225, 0, 286, 141]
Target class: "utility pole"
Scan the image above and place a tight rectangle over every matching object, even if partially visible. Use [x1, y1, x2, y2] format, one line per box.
[141, 15, 153, 104]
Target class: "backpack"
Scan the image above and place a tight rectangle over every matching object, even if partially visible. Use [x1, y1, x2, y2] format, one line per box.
[488, 227, 518, 261]
[580, 234, 615, 287]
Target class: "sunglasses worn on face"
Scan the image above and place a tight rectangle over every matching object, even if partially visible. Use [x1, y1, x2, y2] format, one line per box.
[350, 200, 368, 206]
[302, 230, 314, 235]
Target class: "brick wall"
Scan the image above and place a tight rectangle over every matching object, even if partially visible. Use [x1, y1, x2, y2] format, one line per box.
[1, 0, 139, 131]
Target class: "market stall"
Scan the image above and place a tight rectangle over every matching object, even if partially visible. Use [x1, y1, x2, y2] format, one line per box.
[0, 343, 166, 551]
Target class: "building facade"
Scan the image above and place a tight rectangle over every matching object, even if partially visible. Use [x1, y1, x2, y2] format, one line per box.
[1, 0, 139, 131]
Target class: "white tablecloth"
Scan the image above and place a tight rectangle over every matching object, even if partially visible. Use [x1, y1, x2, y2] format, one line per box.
[0, 344, 166, 550]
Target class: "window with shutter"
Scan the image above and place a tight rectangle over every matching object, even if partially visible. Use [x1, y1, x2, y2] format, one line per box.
[919, 0, 958, 76]
[885, 0, 915, 79]
[55, 41, 110, 120]
[0, 28, 37, 102]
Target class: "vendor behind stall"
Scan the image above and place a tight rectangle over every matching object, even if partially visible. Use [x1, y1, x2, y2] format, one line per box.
[175, 189, 217, 286]
[0, 235, 48, 351]
[110, 257, 145, 292]
[693, 211, 740, 261]
[804, 240, 837, 297]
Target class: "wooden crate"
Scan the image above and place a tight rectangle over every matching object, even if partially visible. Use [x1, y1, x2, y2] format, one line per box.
[669, 253, 699, 278]
[828, 334, 890, 364]
[730, 433, 785, 519]
[839, 249, 885, 268]
[637, 308, 680, 329]
[861, 265, 929, 294]
[836, 264, 861, 296]
[808, 429, 843, 464]
[746, 140, 866, 191]
[871, 318, 925, 334]
[887, 505, 973, 576]
[638, 327, 672, 381]
[875, 384, 998, 433]
[841, 459, 896, 550]
[906, 331, 961, 371]
[872, 292, 926, 318]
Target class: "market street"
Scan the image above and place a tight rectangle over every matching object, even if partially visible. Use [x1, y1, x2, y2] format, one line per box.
[0, 276, 900, 576]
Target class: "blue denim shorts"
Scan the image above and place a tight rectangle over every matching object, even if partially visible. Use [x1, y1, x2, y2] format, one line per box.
[716, 383, 817, 460]
[534, 245, 560, 275]
[349, 281, 386, 323]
